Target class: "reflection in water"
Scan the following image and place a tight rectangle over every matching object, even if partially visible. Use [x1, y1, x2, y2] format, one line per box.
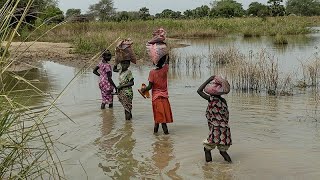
[28, 34, 320, 179]
[152, 136, 182, 179]
[202, 163, 233, 180]
[1, 66, 53, 108]
[98, 116, 138, 179]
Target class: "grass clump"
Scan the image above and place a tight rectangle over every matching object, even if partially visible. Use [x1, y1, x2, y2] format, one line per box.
[273, 34, 289, 45]
[1, 0, 64, 179]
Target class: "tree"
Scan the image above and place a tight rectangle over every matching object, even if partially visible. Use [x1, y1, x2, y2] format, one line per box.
[66, 8, 81, 18]
[184, 9, 194, 18]
[139, 7, 150, 20]
[39, 5, 64, 24]
[156, 9, 182, 19]
[211, 0, 245, 18]
[286, 0, 320, 16]
[247, 2, 270, 17]
[267, 0, 285, 16]
[0, 0, 59, 24]
[193, 5, 210, 18]
[88, 0, 115, 21]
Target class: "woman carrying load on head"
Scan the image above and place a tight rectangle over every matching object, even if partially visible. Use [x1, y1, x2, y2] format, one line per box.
[113, 39, 137, 120]
[141, 28, 173, 134]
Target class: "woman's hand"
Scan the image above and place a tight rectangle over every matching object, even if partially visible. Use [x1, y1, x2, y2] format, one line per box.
[141, 87, 146, 93]
[208, 75, 215, 82]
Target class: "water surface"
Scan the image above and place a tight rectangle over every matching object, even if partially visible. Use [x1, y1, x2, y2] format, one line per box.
[10, 34, 320, 179]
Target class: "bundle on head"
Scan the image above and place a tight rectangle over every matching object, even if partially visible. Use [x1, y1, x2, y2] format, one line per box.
[204, 76, 230, 96]
[115, 38, 137, 65]
[146, 28, 169, 65]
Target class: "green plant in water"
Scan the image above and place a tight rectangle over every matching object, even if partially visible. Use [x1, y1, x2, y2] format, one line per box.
[273, 34, 288, 45]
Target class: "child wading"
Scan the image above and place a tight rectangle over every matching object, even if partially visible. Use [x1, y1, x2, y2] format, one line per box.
[93, 50, 116, 109]
[114, 60, 134, 120]
[197, 76, 232, 163]
[141, 55, 173, 134]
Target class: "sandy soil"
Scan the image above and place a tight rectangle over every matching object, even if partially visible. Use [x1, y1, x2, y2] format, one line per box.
[4, 41, 188, 72]
[6, 42, 90, 70]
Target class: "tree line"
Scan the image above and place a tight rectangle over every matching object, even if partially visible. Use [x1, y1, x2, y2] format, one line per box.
[79, 0, 320, 21]
[2, 0, 320, 25]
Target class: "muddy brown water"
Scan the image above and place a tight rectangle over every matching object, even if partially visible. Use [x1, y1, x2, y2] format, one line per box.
[9, 34, 320, 179]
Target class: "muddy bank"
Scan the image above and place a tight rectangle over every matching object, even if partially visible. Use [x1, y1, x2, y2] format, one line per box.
[7, 42, 92, 69]
[6, 41, 188, 71]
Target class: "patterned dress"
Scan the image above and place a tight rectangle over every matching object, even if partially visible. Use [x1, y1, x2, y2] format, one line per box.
[98, 62, 114, 104]
[118, 70, 134, 112]
[205, 96, 232, 149]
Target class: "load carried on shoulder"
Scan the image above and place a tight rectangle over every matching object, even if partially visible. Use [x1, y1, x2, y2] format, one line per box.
[204, 76, 230, 96]
[146, 28, 169, 65]
[115, 38, 137, 65]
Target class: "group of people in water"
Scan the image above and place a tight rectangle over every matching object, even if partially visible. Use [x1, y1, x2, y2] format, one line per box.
[93, 29, 232, 163]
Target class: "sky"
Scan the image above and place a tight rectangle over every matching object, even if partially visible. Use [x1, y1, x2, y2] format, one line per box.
[58, 0, 270, 15]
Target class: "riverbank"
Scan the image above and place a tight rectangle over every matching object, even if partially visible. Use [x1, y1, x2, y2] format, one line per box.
[6, 40, 189, 71]
[20, 16, 320, 58]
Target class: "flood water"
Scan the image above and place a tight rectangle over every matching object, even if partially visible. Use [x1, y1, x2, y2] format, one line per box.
[12, 34, 320, 179]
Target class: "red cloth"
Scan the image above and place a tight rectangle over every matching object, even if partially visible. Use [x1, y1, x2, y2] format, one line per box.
[148, 64, 169, 101]
[152, 97, 173, 123]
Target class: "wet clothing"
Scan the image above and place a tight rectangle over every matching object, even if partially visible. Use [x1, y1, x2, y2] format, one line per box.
[98, 62, 114, 104]
[148, 64, 173, 123]
[148, 64, 169, 101]
[205, 95, 232, 150]
[152, 97, 173, 124]
[118, 69, 134, 112]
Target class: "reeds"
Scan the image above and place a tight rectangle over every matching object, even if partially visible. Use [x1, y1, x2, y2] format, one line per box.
[171, 46, 319, 96]
[273, 34, 289, 45]
[0, 1, 65, 179]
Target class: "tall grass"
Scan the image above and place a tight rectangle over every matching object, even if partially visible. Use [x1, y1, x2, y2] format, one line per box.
[19, 16, 320, 58]
[0, 1, 66, 179]
[273, 34, 289, 45]
[1, 1, 124, 178]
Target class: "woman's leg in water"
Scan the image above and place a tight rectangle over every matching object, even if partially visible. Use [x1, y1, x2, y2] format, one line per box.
[161, 123, 169, 134]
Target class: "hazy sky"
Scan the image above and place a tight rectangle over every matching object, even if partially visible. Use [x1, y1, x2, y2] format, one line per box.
[58, 0, 270, 15]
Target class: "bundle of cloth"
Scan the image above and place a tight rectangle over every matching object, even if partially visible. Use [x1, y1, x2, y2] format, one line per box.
[146, 28, 169, 65]
[115, 38, 137, 64]
[204, 76, 230, 96]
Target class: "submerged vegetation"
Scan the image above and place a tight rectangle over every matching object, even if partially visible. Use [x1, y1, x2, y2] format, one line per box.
[273, 34, 289, 45]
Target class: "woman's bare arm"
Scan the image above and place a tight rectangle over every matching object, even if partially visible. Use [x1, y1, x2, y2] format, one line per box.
[93, 66, 100, 76]
[197, 76, 215, 101]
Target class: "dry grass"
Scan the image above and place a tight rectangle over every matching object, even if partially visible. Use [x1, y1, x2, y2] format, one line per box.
[18, 16, 320, 58]
[170, 46, 319, 96]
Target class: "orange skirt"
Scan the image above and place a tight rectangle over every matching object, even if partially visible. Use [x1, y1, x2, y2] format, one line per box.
[152, 97, 173, 124]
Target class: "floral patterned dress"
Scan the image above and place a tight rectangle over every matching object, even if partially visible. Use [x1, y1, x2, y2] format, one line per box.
[118, 69, 134, 112]
[206, 96, 232, 147]
[98, 62, 114, 104]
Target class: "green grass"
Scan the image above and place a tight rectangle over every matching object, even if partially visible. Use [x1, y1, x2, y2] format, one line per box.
[20, 16, 320, 58]
[273, 34, 289, 45]
[1, 1, 65, 179]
